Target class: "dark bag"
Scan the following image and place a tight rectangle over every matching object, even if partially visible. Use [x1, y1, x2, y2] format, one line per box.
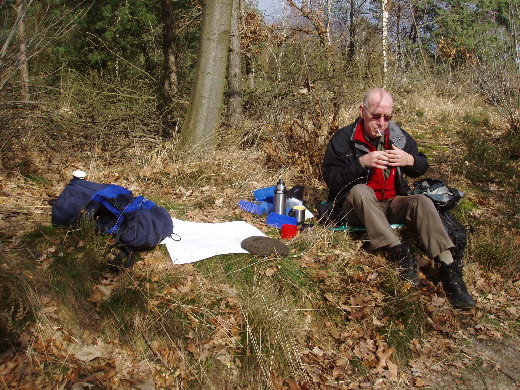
[52, 178, 173, 267]
[412, 178, 468, 260]
[317, 200, 346, 227]
[438, 209, 467, 260]
[89, 184, 173, 251]
[412, 178, 464, 210]
[51, 178, 108, 227]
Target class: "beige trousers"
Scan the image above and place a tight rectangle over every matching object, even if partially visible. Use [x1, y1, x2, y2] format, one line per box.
[342, 184, 454, 258]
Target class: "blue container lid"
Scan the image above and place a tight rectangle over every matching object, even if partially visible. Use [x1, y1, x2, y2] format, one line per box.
[254, 186, 275, 202]
[266, 212, 298, 229]
[238, 200, 265, 215]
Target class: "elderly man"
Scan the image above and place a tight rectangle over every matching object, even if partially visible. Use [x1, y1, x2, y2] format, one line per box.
[321, 88, 476, 309]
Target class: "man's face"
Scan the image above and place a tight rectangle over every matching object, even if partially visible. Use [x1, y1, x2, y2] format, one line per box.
[359, 94, 393, 139]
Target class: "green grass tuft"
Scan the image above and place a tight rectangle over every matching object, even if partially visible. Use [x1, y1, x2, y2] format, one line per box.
[47, 217, 111, 315]
[379, 271, 427, 362]
[0, 269, 37, 352]
[468, 228, 520, 273]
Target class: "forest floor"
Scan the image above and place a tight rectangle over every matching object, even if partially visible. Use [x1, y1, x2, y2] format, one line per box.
[1, 102, 519, 389]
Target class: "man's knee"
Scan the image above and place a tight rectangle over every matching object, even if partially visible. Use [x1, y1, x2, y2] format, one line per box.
[412, 194, 439, 216]
[348, 184, 375, 203]
[344, 185, 378, 217]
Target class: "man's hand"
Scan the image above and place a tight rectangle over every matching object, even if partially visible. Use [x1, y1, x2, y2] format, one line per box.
[386, 144, 414, 167]
[359, 151, 390, 169]
[359, 145, 414, 169]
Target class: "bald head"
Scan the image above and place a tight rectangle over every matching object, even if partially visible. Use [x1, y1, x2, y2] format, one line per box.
[363, 88, 393, 108]
[359, 88, 394, 139]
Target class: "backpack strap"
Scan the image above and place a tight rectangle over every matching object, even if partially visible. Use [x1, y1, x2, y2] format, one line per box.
[106, 244, 135, 271]
[91, 185, 134, 234]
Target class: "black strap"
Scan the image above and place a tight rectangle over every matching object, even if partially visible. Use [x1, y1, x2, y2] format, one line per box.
[106, 243, 135, 271]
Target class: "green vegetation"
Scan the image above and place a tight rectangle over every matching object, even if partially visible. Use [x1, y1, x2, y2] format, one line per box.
[0, 269, 35, 352]
[379, 272, 427, 362]
[468, 228, 520, 273]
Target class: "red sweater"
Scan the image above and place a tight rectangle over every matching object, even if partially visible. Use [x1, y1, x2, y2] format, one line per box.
[353, 122, 397, 200]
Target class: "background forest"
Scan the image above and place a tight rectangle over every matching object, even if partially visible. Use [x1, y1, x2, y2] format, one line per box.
[1, 0, 519, 389]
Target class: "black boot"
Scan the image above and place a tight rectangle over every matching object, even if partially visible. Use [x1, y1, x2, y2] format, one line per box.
[439, 261, 476, 309]
[387, 242, 420, 286]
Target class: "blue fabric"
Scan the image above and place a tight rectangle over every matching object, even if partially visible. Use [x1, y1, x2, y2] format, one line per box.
[52, 179, 173, 251]
[51, 178, 108, 226]
[91, 187, 173, 250]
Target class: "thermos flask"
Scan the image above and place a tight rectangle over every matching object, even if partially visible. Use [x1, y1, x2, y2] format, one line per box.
[273, 179, 287, 215]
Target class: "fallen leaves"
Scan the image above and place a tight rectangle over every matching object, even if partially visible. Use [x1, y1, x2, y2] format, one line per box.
[1, 137, 519, 390]
[72, 344, 109, 362]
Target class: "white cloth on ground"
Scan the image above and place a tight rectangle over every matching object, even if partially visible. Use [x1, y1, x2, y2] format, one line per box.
[160, 218, 266, 264]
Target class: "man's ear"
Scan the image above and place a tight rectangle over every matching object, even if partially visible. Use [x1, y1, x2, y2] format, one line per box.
[359, 104, 364, 117]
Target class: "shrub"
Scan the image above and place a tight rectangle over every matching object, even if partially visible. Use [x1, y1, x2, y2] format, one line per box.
[455, 127, 516, 184]
[467, 227, 520, 274]
[0, 269, 36, 352]
[263, 99, 338, 182]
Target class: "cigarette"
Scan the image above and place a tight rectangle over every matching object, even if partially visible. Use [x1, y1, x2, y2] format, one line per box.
[377, 129, 382, 136]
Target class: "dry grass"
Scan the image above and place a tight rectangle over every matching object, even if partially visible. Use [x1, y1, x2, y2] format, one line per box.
[1, 70, 519, 389]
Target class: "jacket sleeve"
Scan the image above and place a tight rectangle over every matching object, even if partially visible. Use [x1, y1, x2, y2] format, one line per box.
[322, 127, 368, 200]
[400, 129, 429, 178]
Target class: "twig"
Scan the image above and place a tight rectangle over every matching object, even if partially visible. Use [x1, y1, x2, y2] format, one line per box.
[141, 332, 174, 373]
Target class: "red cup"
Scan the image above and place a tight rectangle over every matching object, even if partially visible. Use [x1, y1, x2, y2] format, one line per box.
[280, 224, 298, 239]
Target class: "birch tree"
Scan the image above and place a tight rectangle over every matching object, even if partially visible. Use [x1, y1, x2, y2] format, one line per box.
[381, 0, 388, 84]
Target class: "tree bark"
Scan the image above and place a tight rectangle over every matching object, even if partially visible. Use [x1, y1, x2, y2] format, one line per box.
[408, 1, 427, 71]
[162, 0, 179, 97]
[243, 0, 255, 89]
[325, 0, 331, 46]
[395, 0, 406, 72]
[382, 0, 389, 86]
[16, 0, 30, 100]
[347, 0, 356, 62]
[245, 52, 255, 89]
[509, 0, 519, 70]
[227, 0, 243, 128]
[179, 0, 233, 152]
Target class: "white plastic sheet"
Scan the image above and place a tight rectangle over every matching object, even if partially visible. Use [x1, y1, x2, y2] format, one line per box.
[160, 218, 266, 264]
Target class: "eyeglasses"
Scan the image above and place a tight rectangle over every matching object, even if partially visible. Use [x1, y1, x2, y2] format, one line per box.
[363, 105, 393, 121]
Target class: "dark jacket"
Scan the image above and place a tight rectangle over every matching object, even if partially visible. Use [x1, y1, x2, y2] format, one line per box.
[321, 118, 429, 215]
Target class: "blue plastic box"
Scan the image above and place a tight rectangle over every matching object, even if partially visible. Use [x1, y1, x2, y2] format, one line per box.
[254, 186, 275, 202]
[238, 200, 264, 215]
[238, 200, 274, 216]
[261, 202, 274, 214]
[266, 212, 298, 228]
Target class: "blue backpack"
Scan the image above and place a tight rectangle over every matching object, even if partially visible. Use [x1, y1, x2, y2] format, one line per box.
[52, 178, 174, 267]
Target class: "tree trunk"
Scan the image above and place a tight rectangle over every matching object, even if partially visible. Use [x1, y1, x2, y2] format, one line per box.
[509, 0, 519, 70]
[325, 0, 331, 46]
[381, 0, 389, 86]
[408, 1, 427, 71]
[396, 0, 403, 72]
[227, 0, 243, 128]
[16, 0, 30, 100]
[243, 0, 255, 90]
[347, 0, 356, 62]
[245, 53, 255, 89]
[162, 0, 178, 97]
[179, 0, 233, 152]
